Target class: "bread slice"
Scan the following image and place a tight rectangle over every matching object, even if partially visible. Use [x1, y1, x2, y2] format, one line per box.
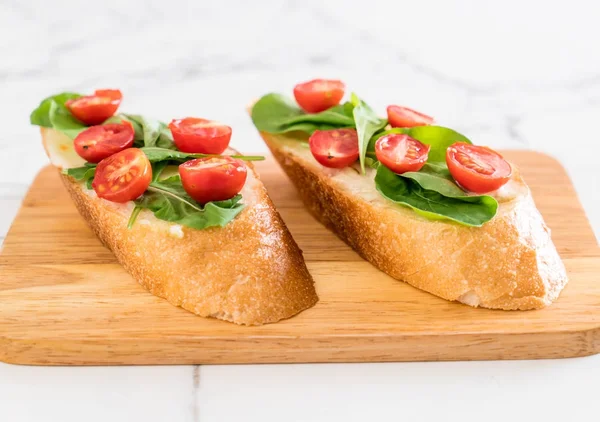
[41, 128, 318, 325]
[257, 130, 568, 310]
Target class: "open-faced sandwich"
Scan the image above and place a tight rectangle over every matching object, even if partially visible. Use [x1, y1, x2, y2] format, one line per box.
[30, 89, 317, 325]
[251, 79, 568, 310]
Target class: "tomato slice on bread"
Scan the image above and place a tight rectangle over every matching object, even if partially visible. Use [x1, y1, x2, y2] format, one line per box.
[375, 134, 430, 174]
[293, 79, 345, 113]
[169, 118, 232, 154]
[92, 148, 152, 203]
[74, 123, 134, 163]
[446, 143, 511, 193]
[387, 105, 433, 128]
[179, 157, 247, 204]
[66, 89, 123, 125]
[309, 128, 359, 169]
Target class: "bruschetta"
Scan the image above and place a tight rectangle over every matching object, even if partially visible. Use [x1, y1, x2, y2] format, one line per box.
[31, 89, 317, 325]
[250, 79, 567, 310]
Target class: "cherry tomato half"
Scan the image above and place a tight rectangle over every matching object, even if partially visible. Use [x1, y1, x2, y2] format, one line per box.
[74, 123, 135, 163]
[179, 157, 247, 204]
[375, 134, 430, 174]
[169, 118, 232, 154]
[308, 129, 359, 168]
[386, 105, 434, 128]
[66, 89, 122, 126]
[293, 79, 345, 113]
[92, 148, 152, 203]
[446, 142, 512, 193]
[93, 89, 122, 101]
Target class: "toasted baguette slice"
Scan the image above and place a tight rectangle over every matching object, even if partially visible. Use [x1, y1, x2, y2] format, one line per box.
[258, 130, 568, 310]
[41, 128, 318, 325]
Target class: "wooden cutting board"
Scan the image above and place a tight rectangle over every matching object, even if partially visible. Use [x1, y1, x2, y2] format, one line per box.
[0, 152, 599, 365]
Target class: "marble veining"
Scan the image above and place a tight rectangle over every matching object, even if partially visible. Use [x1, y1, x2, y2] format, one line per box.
[0, 0, 599, 421]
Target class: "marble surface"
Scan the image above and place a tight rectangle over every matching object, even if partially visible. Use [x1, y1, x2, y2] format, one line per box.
[0, 0, 599, 421]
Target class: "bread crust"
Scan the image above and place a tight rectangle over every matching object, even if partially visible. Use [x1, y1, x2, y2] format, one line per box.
[260, 131, 568, 310]
[43, 128, 318, 325]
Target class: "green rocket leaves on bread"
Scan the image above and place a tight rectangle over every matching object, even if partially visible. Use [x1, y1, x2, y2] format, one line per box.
[31, 91, 264, 231]
[251, 91, 501, 227]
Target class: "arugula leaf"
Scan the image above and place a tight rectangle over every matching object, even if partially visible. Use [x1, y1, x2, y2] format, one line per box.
[375, 165, 497, 226]
[141, 118, 162, 147]
[127, 118, 145, 143]
[62, 165, 96, 189]
[107, 114, 176, 149]
[127, 206, 143, 229]
[122, 114, 161, 146]
[150, 161, 169, 182]
[251, 93, 355, 134]
[140, 147, 264, 163]
[62, 166, 93, 179]
[364, 156, 380, 169]
[156, 124, 176, 149]
[369, 126, 471, 162]
[48, 100, 88, 139]
[351, 93, 388, 174]
[134, 176, 245, 230]
[30, 92, 81, 128]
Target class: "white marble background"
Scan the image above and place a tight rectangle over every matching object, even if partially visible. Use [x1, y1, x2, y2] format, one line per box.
[0, 0, 599, 421]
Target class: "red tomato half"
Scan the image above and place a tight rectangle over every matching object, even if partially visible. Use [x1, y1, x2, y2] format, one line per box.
[66, 89, 123, 125]
[179, 157, 247, 204]
[375, 134, 430, 174]
[169, 118, 232, 154]
[94, 89, 122, 101]
[92, 148, 152, 203]
[308, 129, 359, 168]
[446, 143, 512, 193]
[293, 79, 345, 113]
[74, 123, 135, 163]
[386, 105, 434, 128]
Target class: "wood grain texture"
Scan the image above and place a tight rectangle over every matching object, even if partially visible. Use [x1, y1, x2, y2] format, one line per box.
[0, 151, 599, 365]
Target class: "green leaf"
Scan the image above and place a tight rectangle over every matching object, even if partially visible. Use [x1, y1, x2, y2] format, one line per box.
[156, 124, 176, 149]
[151, 161, 169, 182]
[142, 118, 162, 147]
[251, 93, 355, 134]
[117, 114, 176, 149]
[140, 147, 199, 162]
[140, 147, 265, 163]
[351, 93, 388, 174]
[122, 114, 161, 147]
[400, 163, 468, 198]
[62, 165, 95, 180]
[30, 93, 78, 128]
[62, 165, 96, 189]
[30, 92, 81, 128]
[370, 126, 471, 162]
[134, 176, 245, 230]
[210, 195, 244, 208]
[127, 206, 142, 229]
[375, 164, 498, 226]
[48, 100, 88, 139]
[364, 156, 380, 170]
